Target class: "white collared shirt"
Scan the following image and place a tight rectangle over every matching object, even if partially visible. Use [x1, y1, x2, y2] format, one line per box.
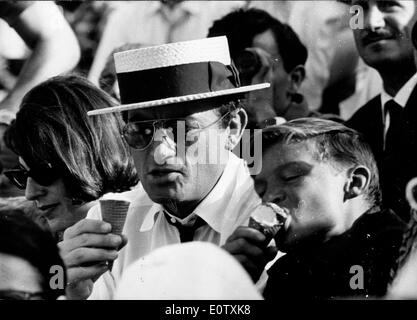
[87, 152, 261, 299]
[380, 73, 417, 149]
[88, 1, 245, 84]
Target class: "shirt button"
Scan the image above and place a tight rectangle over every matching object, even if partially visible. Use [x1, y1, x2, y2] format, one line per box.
[170, 217, 176, 223]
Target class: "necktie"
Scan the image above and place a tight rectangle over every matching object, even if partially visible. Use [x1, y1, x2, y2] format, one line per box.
[164, 211, 206, 242]
[384, 100, 403, 153]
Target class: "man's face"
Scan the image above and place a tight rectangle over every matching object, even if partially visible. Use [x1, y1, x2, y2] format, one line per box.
[254, 141, 349, 251]
[252, 29, 292, 115]
[127, 106, 230, 212]
[353, 0, 417, 69]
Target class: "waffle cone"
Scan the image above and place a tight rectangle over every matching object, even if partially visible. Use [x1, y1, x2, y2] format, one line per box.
[100, 199, 130, 271]
[99, 199, 130, 236]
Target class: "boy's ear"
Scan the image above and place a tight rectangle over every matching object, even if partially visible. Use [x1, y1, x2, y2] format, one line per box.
[344, 165, 371, 200]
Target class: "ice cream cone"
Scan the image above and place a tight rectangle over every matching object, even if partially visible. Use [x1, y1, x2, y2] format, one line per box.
[99, 198, 130, 271]
[100, 199, 130, 236]
[249, 202, 289, 244]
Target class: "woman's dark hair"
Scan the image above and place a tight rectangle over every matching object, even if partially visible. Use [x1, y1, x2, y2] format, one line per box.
[0, 210, 66, 299]
[208, 8, 308, 73]
[5, 75, 139, 202]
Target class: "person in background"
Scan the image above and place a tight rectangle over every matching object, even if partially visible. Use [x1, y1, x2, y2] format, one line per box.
[346, 0, 417, 222]
[115, 242, 262, 300]
[88, 0, 245, 84]
[0, 0, 80, 121]
[208, 8, 339, 130]
[0, 196, 48, 231]
[0, 210, 66, 300]
[248, 0, 383, 119]
[4, 75, 138, 241]
[56, 1, 124, 75]
[224, 118, 405, 299]
[0, 1, 80, 196]
[98, 43, 144, 102]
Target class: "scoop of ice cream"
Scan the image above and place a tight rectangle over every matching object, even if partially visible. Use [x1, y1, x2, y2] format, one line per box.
[249, 202, 289, 243]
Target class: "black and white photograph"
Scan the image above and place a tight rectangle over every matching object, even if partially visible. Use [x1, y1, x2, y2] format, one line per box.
[0, 0, 417, 313]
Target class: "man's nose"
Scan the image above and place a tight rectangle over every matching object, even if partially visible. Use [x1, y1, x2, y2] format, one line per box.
[25, 177, 46, 201]
[152, 128, 177, 165]
[365, 5, 386, 31]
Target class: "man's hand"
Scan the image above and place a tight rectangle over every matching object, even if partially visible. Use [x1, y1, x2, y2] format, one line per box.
[222, 226, 278, 282]
[58, 219, 126, 300]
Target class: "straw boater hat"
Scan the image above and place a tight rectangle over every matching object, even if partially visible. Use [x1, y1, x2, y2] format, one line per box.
[87, 36, 269, 116]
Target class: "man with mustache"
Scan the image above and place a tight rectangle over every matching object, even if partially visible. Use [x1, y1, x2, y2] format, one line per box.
[59, 37, 268, 300]
[346, 0, 417, 221]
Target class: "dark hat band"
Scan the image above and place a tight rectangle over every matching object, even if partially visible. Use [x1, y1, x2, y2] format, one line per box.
[117, 61, 241, 105]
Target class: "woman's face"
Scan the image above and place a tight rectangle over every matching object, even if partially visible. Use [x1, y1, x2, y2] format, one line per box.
[20, 158, 91, 239]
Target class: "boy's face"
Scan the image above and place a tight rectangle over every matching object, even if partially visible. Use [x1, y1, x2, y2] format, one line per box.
[255, 140, 350, 251]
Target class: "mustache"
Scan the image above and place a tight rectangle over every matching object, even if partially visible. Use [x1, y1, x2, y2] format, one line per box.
[361, 29, 396, 45]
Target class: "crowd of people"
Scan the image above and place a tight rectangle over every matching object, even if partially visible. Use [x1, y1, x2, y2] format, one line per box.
[1, 0, 417, 301]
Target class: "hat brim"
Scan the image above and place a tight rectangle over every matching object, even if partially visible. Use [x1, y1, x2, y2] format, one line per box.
[88, 83, 270, 116]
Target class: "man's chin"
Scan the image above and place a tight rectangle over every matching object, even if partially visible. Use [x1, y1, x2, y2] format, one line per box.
[361, 49, 408, 69]
[146, 186, 184, 205]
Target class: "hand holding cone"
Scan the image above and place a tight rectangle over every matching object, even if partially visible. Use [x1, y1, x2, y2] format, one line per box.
[249, 202, 290, 245]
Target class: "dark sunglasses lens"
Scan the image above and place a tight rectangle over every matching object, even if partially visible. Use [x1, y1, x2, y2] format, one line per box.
[123, 122, 154, 149]
[4, 170, 27, 189]
[5, 165, 58, 188]
[30, 169, 59, 186]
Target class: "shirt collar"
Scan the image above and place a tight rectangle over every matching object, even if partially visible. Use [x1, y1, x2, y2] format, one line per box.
[190, 152, 245, 233]
[149, 1, 201, 16]
[176, 1, 201, 15]
[381, 73, 417, 109]
[139, 152, 248, 233]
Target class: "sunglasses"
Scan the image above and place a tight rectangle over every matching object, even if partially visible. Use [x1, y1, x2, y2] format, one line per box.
[4, 163, 59, 190]
[122, 110, 235, 150]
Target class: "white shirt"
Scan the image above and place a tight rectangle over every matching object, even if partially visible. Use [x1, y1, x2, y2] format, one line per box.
[380, 73, 417, 149]
[88, 1, 245, 84]
[87, 152, 261, 299]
